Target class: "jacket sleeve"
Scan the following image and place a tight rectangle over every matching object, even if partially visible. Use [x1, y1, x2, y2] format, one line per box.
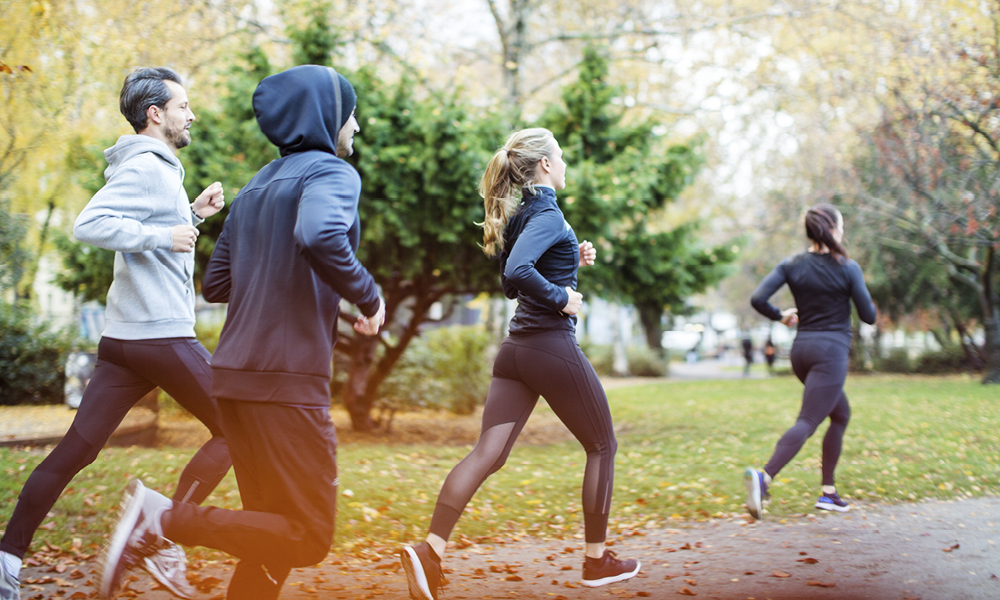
[202, 220, 232, 303]
[73, 164, 175, 252]
[750, 262, 788, 321]
[293, 162, 381, 317]
[503, 208, 570, 312]
[849, 260, 877, 325]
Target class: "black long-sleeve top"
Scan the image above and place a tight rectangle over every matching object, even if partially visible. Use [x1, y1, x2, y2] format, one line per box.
[750, 251, 877, 334]
[500, 186, 580, 335]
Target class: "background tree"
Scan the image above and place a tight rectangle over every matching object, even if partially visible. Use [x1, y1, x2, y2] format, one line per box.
[843, 28, 1000, 383]
[339, 68, 506, 430]
[538, 47, 737, 353]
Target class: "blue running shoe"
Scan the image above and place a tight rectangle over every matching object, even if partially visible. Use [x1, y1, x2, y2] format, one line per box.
[743, 468, 769, 520]
[815, 491, 850, 512]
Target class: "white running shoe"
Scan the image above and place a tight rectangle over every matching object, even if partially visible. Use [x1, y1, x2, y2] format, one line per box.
[0, 554, 19, 600]
[99, 479, 179, 598]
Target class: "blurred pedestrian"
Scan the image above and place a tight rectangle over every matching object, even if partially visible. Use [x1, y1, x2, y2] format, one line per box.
[742, 335, 754, 376]
[764, 337, 777, 375]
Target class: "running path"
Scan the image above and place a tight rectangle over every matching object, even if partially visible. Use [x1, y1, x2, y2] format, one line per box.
[17, 496, 998, 599]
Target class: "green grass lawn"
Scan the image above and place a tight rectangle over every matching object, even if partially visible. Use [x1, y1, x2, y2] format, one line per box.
[2, 374, 997, 559]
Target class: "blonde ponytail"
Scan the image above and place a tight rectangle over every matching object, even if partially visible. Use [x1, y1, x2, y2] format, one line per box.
[479, 128, 556, 257]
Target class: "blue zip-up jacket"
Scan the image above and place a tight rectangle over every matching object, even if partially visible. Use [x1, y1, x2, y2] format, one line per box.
[750, 251, 877, 334]
[501, 186, 580, 335]
[203, 65, 380, 406]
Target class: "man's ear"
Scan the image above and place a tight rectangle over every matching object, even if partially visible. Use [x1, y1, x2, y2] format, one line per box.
[146, 104, 163, 126]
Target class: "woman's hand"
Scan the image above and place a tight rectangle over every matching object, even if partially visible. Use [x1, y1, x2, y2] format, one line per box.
[578, 240, 596, 267]
[562, 287, 583, 315]
[780, 307, 799, 327]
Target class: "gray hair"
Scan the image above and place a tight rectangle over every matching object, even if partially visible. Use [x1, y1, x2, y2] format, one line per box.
[119, 67, 183, 133]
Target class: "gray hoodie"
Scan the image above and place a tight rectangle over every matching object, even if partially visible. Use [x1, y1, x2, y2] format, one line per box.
[74, 135, 203, 340]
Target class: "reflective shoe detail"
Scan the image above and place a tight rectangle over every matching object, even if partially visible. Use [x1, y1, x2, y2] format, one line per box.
[815, 492, 850, 513]
[744, 467, 768, 520]
[581, 550, 640, 587]
[401, 542, 442, 600]
[0, 554, 19, 600]
[142, 542, 194, 599]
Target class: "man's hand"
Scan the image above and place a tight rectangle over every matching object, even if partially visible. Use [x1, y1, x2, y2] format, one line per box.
[171, 224, 199, 253]
[562, 287, 583, 315]
[780, 307, 799, 327]
[578, 240, 596, 267]
[192, 181, 225, 219]
[354, 297, 386, 336]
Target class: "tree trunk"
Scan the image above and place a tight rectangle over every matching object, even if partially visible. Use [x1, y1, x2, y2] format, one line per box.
[978, 246, 1000, 384]
[342, 334, 380, 431]
[340, 289, 445, 430]
[636, 301, 664, 356]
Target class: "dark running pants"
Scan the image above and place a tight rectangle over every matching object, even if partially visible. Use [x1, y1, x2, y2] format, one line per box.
[429, 329, 618, 544]
[0, 336, 231, 559]
[162, 399, 339, 600]
[764, 331, 852, 487]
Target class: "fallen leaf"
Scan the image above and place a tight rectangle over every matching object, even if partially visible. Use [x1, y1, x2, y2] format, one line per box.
[560, 565, 573, 571]
[678, 587, 697, 596]
[679, 542, 692, 550]
[772, 571, 791, 578]
[744, 571, 755, 575]
[942, 543, 960, 552]
[807, 581, 837, 588]
[637, 592, 652, 597]
[196, 576, 223, 593]
[684, 578, 697, 585]
[505, 575, 523, 582]
[797, 558, 819, 564]
[564, 581, 579, 588]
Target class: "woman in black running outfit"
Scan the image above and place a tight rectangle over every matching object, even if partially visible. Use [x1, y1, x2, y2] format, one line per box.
[400, 128, 640, 600]
[744, 203, 876, 520]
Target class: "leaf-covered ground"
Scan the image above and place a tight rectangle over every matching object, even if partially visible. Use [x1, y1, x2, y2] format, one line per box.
[2, 374, 998, 598]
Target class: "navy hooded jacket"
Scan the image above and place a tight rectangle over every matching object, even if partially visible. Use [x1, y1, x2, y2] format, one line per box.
[203, 65, 380, 406]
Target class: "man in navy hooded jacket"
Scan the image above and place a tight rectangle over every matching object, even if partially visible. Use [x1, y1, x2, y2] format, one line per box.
[99, 65, 385, 600]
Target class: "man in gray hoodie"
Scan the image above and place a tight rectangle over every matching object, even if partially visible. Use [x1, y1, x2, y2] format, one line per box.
[0, 67, 231, 600]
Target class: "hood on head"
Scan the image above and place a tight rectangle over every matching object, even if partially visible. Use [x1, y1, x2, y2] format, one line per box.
[252, 65, 357, 157]
[104, 135, 180, 177]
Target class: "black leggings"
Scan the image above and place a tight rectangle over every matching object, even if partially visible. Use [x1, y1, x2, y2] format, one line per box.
[764, 332, 851, 487]
[0, 336, 232, 559]
[429, 330, 617, 544]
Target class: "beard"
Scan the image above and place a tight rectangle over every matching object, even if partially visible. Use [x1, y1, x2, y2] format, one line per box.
[164, 120, 192, 149]
[336, 133, 354, 158]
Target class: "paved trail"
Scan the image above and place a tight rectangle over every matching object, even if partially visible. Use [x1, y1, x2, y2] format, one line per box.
[18, 496, 998, 600]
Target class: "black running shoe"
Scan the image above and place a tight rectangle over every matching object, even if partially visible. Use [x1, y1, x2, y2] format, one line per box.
[581, 550, 641, 587]
[401, 542, 442, 600]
